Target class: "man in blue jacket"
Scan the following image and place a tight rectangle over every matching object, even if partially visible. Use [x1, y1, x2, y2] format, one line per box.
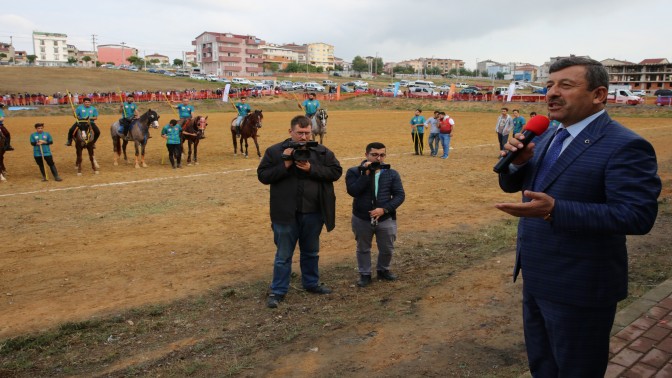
[496, 57, 661, 377]
[346, 142, 405, 287]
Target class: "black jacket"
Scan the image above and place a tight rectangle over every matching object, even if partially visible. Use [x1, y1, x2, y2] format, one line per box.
[345, 161, 405, 222]
[257, 139, 342, 231]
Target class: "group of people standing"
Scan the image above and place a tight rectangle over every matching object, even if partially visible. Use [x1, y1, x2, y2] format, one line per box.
[409, 109, 455, 158]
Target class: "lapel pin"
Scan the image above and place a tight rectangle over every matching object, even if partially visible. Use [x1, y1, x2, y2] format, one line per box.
[584, 139, 590, 144]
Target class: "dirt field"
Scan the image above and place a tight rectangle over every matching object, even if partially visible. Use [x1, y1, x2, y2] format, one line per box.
[1, 109, 671, 376]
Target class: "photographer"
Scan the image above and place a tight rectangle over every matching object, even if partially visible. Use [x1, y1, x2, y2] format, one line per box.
[257, 115, 342, 309]
[345, 142, 405, 287]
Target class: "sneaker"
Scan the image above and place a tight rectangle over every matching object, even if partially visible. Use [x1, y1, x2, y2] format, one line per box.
[377, 270, 398, 281]
[54, 177, 63, 182]
[267, 293, 285, 308]
[65, 141, 72, 146]
[440, 156, 448, 159]
[305, 283, 332, 294]
[357, 274, 372, 287]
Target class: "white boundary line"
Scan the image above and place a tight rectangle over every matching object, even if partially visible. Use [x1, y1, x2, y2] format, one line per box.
[0, 144, 498, 199]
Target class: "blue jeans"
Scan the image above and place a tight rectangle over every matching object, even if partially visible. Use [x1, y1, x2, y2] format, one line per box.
[427, 133, 439, 156]
[270, 212, 324, 295]
[440, 133, 451, 158]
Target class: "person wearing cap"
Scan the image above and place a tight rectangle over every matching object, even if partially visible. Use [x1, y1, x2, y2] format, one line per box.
[30, 123, 62, 181]
[0, 103, 14, 151]
[119, 93, 138, 140]
[66, 97, 100, 147]
[234, 96, 251, 136]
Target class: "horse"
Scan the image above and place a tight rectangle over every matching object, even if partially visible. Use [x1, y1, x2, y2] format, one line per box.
[73, 121, 100, 176]
[311, 108, 328, 144]
[110, 110, 160, 168]
[180, 116, 208, 166]
[230, 110, 263, 158]
[0, 132, 6, 182]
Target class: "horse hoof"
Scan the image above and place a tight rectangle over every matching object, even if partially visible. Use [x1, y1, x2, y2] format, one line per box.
[142, 163, 148, 168]
[0, 176, 6, 182]
[195, 162, 199, 165]
[94, 171, 100, 175]
[188, 163, 192, 166]
[114, 162, 118, 166]
[245, 155, 249, 159]
[77, 173, 82, 176]
[135, 165, 140, 169]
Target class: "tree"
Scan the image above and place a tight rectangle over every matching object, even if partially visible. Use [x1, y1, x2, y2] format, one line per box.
[351, 56, 368, 73]
[173, 58, 183, 67]
[127, 56, 144, 67]
[426, 66, 442, 76]
[67, 57, 78, 65]
[26, 55, 37, 65]
[393, 65, 415, 74]
[149, 58, 160, 66]
[263, 62, 279, 72]
[0, 53, 6, 61]
[496, 72, 505, 80]
[334, 63, 343, 71]
[95, 61, 103, 67]
[82, 56, 92, 66]
[372, 57, 384, 75]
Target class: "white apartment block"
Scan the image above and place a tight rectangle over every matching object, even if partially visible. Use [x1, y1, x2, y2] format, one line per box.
[307, 42, 334, 70]
[33, 31, 68, 66]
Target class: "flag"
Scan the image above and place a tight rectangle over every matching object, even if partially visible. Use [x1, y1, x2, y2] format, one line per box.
[393, 82, 400, 98]
[448, 84, 456, 101]
[222, 84, 231, 102]
[506, 82, 516, 102]
[336, 84, 341, 101]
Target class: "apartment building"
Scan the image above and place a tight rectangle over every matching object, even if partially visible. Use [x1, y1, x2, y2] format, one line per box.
[97, 44, 139, 66]
[192, 32, 265, 77]
[306, 42, 334, 70]
[396, 57, 464, 75]
[261, 43, 299, 70]
[32, 31, 68, 66]
[146, 53, 170, 66]
[603, 58, 672, 92]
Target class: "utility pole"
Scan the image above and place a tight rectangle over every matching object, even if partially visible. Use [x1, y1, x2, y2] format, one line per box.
[120, 41, 126, 67]
[92, 34, 97, 67]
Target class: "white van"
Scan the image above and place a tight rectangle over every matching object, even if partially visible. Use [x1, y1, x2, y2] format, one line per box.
[232, 77, 251, 85]
[304, 82, 326, 92]
[413, 80, 436, 88]
[399, 80, 410, 87]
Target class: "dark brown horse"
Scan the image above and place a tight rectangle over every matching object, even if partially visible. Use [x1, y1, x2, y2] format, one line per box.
[73, 121, 100, 176]
[230, 110, 263, 158]
[0, 132, 6, 182]
[180, 115, 208, 165]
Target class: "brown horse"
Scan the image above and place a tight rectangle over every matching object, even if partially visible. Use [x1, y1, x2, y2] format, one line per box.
[0, 132, 6, 182]
[311, 108, 328, 144]
[73, 121, 100, 176]
[180, 116, 208, 165]
[230, 110, 263, 158]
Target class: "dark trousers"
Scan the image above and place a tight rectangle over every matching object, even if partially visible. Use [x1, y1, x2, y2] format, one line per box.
[68, 122, 100, 144]
[0, 125, 10, 147]
[34, 155, 59, 178]
[523, 285, 616, 377]
[411, 132, 424, 155]
[497, 132, 509, 150]
[167, 144, 181, 167]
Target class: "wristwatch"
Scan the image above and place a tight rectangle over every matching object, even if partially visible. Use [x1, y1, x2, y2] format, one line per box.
[383, 208, 389, 215]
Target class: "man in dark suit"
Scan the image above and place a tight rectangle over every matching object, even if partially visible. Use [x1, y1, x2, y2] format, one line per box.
[495, 57, 661, 377]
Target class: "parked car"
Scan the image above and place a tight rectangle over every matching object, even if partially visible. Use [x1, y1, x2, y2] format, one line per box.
[655, 95, 672, 106]
[164, 71, 176, 77]
[654, 89, 672, 96]
[459, 88, 481, 95]
[409, 87, 435, 97]
[291, 82, 305, 90]
[217, 77, 231, 84]
[322, 80, 336, 86]
[353, 80, 369, 87]
[607, 89, 644, 105]
[279, 83, 294, 91]
[232, 77, 251, 85]
[340, 85, 354, 93]
[304, 82, 326, 92]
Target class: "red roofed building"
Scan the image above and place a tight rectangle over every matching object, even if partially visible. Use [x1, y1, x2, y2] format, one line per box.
[192, 32, 265, 78]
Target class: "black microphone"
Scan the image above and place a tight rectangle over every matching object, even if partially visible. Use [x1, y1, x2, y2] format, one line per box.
[493, 115, 550, 173]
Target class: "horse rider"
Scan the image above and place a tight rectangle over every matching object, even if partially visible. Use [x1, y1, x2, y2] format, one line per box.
[120, 93, 139, 140]
[300, 92, 320, 130]
[65, 97, 100, 147]
[173, 98, 202, 139]
[234, 96, 251, 136]
[0, 103, 14, 151]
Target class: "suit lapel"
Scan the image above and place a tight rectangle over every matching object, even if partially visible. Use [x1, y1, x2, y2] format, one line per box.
[537, 113, 611, 192]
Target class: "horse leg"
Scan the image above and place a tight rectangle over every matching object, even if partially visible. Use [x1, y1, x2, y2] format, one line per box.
[242, 137, 248, 158]
[122, 140, 129, 163]
[140, 142, 148, 168]
[76, 146, 83, 176]
[89, 147, 99, 174]
[232, 131, 238, 156]
[194, 140, 199, 165]
[253, 136, 261, 158]
[134, 142, 140, 168]
[187, 140, 193, 166]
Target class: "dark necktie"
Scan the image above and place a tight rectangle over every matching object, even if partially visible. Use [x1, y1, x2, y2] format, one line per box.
[533, 128, 570, 191]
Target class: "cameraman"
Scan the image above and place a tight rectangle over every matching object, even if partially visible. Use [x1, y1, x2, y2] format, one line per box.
[345, 142, 405, 287]
[257, 115, 342, 309]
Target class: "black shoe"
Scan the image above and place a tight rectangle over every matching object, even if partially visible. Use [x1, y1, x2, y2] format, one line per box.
[5, 146, 14, 151]
[305, 283, 332, 294]
[377, 270, 398, 281]
[267, 293, 285, 308]
[357, 274, 372, 287]
[65, 141, 72, 146]
[41, 177, 47, 182]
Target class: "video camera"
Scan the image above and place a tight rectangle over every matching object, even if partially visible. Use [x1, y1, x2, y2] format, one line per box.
[282, 140, 318, 161]
[359, 162, 391, 172]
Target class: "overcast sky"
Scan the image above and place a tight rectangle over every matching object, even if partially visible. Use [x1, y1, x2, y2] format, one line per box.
[1, 0, 669, 69]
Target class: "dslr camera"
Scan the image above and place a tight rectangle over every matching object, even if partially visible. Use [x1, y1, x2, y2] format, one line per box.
[282, 140, 318, 161]
[359, 162, 391, 172]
